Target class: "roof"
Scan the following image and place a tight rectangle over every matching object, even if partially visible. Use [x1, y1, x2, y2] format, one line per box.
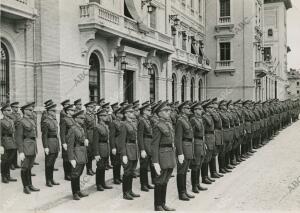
[264, 0, 292, 10]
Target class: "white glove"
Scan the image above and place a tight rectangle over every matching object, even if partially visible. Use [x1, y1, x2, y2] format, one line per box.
[19, 153, 25, 161]
[44, 148, 49, 155]
[84, 139, 89, 147]
[70, 160, 76, 168]
[0, 146, 4, 155]
[122, 155, 128, 165]
[178, 154, 184, 164]
[204, 144, 208, 150]
[95, 155, 101, 161]
[141, 150, 147, 158]
[153, 163, 161, 176]
[112, 148, 117, 155]
[63, 143, 67, 151]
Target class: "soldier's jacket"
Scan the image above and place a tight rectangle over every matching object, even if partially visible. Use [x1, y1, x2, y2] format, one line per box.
[170, 111, 178, 127]
[150, 114, 159, 128]
[0, 116, 17, 150]
[93, 121, 110, 158]
[175, 114, 194, 159]
[41, 115, 60, 154]
[109, 118, 122, 152]
[151, 117, 176, 170]
[137, 116, 153, 155]
[66, 123, 87, 163]
[119, 120, 138, 160]
[243, 108, 253, 133]
[219, 109, 231, 129]
[229, 109, 240, 139]
[209, 109, 222, 130]
[9, 111, 22, 128]
[190, 115, 206, 157]
[16, 117, 37, 155]
[40, 111, 49, 131]
[60, 114, 76, 145]
[201, 112, 215, 150]
[83, 111, 97, 142]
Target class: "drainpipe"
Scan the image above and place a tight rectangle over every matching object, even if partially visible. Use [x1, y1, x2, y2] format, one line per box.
[33, 19, 37, 106]
[242, 0, 245, 99]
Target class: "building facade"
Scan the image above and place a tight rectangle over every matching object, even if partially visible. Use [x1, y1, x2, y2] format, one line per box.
[205, 0, 291, 101]
[287, 69, 300, 99]
[1, 0, 210, 107]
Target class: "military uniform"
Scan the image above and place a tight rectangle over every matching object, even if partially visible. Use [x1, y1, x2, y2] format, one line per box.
[41, 104, 60, 187]
[1, 109, 17, 183]
[93, 116, 112, 191]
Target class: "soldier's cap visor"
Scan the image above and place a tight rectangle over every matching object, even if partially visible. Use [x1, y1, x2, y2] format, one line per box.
[61, 99, 70, 106]
[74, 99, 82, 105]
[45, 103, 57, 111]
[10, 102, 19, 107]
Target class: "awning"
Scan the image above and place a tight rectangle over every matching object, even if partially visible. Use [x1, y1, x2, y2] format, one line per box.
[125, 0, 150, 33]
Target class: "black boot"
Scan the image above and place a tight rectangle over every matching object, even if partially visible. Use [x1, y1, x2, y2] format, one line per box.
[184, 174, 194, 198]
[96, 169, 104, 191]
[154, 184, 164, 211]
[150, 164, 156, 186]
[145, 168, 154, 189]
[63, 161, 71, 181]
[129, 175, 140, 197]
[71, 178, 80, 200]
[177, 174, 189, 201]
[77, 177, 88, 197]
[196, 169, 207, 191]
[21, 170, 31, 194]
[209, 157, 220, 178]
[1, 164, 9, 183]
[123, 175, 133, 200]
[45, 167, 53, 187]
[50, 167, 60, 185]
[101, 169, 112, 189]
[113, 166, 121, 184]
[140, 168, 149, 192]
[161, 184, 175, 211]
[191, 170, 199, 193]
[28, 170, 40, 191]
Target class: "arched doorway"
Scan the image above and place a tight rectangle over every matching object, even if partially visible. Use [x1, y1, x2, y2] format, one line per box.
[89, 52, 100, 102]
[191, 77, 195, 101]
[198, 79, 203, 101]
[1, 42, 9, 103]
[172, 73, 177, 102]
[181, 75, 186, 102]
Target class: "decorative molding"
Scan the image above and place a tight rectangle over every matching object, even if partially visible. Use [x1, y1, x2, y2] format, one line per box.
[79, 29, 97, 57]
[108, 37, 122, 62]
[214, 69, 236, 76]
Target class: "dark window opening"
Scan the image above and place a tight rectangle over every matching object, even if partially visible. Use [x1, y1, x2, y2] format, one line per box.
[220, 0, 230, 17]
[89, 53, 100, 102]
[0, 42, 10, 104]
[220, 42, 231, 60]
[150, 72, 156, 103]
[264, 47, 271, 61]
[181, 76, 186, 102]
[172, 74, 177, 102]
[268, 29, 273, 37]
[124, 1, 133, 19]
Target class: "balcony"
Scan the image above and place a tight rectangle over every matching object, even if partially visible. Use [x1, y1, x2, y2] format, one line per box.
[215, 16, 234, 32]
[255, 61, 268, 78]
[1, 0, 37, 20]
[214, 60, 235, 76]
[79, 3, 174, 54]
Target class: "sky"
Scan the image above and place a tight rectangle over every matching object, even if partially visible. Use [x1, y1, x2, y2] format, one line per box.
[287, 0, 300, 69]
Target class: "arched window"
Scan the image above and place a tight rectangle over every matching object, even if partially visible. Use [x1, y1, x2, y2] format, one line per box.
[150, 71, 156, 103]
[172, 73, 177, 102]
[181, 75, 186, 102]
[198, 79, 203, 101]
[1, 43, 9, 103]
[268, 28, 273, 37]
[190, 77, 195, 101]
[89, 52, 100, 102]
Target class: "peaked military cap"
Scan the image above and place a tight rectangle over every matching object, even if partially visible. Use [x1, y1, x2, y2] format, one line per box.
[72, 110, 84, 118]
[45, 103, 57, 111]
[61, 99, 70, 106]
[218, 100, 227, 107]
[139, 101, 151, 111]
[10, 102, 19, 107]
[120, 101, 128, 107]
[84, 101, 96, 107]
[191, 101, 203, 111]
[1, 103, 10, 111]
[102, 102, 110, 108]
[226, 100, 232, 107]
[64, 104, 74, 111]
[211, 97, 218, 104]
[233, 99, 241, 105]
[44, 99, 53, 106]
[154, 101, 169, 114]
[111, 102, 119, 109]
[96, 108, 107, 116]
[113, 107, 122, 114]
[202, 99, 213, 109]
[21, 102, 35, 111]
[132, 100, 140, 106]
[178, 101, 190, 111]
[74, 99, 82, 105]
[120, 104, 133, 114]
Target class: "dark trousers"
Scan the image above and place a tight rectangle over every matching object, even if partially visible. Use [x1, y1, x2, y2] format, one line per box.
[20, 155, 36, 188]
[122, 160, 138, 194]
[96, 157, 108, 186]
[45, 153, 58, 182]
[70, 163, 85, 194]
[112, 153, 122, 181]
[1, 149, 16, 179]
[140, 155, 155, 186]
[85, 151, 94, 172]
[62, 149, 71, 178]
[176, 159, 191, 195]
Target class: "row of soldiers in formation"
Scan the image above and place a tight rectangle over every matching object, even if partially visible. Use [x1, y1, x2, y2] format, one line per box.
[1, 97, 300, 211]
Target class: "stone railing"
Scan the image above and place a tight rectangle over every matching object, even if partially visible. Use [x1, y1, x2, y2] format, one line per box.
[219, 16, 231, 24]
[216, 60, 233, 67]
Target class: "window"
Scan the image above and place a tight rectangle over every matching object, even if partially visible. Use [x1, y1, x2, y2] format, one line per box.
[1, 43, 10, 103]
[172, 74, 177, 102]
[149, 6, 157, 29]
[220, 42, 231, 61]
[124, 1, 133, 19]
[297, 82, 299, 86]
[181, 76, 186, 102]
[182, 33, 187, 50]
[264, 47, 271, 61]
[220, 0, 230, 17]
[297, 90, 299, 94]
[198, 0, 202, 14]
[190, 78, 195, 101]
[89, 53, 100, 102]
[268, 29, 273, 37]
[198, 79, 203, 101]
[150, 71, 156, 103]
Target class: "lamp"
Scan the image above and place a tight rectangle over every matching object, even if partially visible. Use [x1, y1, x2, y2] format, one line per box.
[182, 31, 187, 41]
[199, 40, 204, 49]
[255, 78, 261, 87]
[171, 26, 177, 36]
[114, 55, 127, 70]
[141, 0, 152, 12]
[143, 60, 154, 75]
[169, 14, 180, 26]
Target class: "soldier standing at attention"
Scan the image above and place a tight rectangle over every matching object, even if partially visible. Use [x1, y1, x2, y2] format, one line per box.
[41, 99, 54, 125]
[119, 104, 140, 200]
[189, 102, 207, 193]
[60, 103, 76, 181]
[83, 101, 97, 176]
[137, 101, 155, 192]
[109, 106, 123, 184]
[67, 109, 89, 200]
[16, 102, 40, 194]
[41, 103, 60, 187]
[1, 103, 18, 183]
[175, 101, 195, 201]
[9, 102, 21, 170]
[151, 101, 176, 211]
[93, 108, 113, 191]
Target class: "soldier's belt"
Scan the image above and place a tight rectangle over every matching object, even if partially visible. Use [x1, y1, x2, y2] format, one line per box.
[23, 137, 36, 140]
[2, 134, 13, 137]
[126, 140, 136, 144]
[182, 138, 193, 142]
[74, 143, 85, 147]
[194, 136, 204, 140]
[99, 140, 108, 143]
[144, 135, 153, 139]
[159, 144, 173, 148]
[47, 135, 57, 138]
[205, 131, 214, 134]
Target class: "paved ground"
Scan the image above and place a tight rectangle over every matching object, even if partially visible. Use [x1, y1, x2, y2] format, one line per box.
[1, 120, 300, 212]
